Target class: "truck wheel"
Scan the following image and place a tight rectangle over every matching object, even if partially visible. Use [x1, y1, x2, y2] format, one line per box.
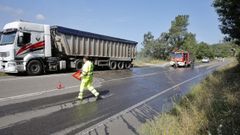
[27, 60, 43, 75]
[75, 59, 83, 70]
[109, 61, 117, 70]
[117, 62, 124, 70]
[125, 62, 132, 69]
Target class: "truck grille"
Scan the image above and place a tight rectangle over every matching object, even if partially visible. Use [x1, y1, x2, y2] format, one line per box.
[0, 52, 10, 57]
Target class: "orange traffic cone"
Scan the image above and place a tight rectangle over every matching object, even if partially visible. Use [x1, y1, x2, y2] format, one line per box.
[57, 81, 65, 89]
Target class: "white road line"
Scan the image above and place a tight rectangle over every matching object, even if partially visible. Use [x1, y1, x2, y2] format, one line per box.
[0, 73, 72, 82]
[0, 85, 78, 102]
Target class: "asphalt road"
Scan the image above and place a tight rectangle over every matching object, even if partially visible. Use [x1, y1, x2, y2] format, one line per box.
[0, 61, 228, 135]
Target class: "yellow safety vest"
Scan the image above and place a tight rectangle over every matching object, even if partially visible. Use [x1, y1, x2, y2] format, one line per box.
[82, 61, 93, 77]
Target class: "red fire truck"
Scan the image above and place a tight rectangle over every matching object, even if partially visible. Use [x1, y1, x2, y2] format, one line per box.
[169, 50, 192, 67]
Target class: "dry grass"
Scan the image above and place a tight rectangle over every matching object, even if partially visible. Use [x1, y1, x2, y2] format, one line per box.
[0, 72, 7, 77]
[141, 60, 240, 135]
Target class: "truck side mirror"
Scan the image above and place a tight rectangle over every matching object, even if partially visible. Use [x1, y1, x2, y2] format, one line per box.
[0, 32, 2, 41]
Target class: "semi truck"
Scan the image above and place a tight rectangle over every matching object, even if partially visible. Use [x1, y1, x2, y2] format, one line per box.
[0, 21, 137, 75]
[169, 50, 192, 68]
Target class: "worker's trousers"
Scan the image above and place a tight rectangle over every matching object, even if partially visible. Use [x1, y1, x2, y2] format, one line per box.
[78, 77, 99, 99]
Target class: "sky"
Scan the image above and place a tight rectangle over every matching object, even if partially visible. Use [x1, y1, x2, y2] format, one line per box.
[0, 0, 223, 50]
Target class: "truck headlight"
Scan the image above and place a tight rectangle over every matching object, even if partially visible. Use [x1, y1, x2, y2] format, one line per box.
[8, 62, 16, 67]
[16, 61, 24, 65]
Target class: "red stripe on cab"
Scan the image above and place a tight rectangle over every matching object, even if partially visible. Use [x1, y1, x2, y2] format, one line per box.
[16, 41, 45, 56]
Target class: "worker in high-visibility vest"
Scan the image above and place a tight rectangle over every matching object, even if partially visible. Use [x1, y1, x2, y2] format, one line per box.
[77, 56, 101, 100]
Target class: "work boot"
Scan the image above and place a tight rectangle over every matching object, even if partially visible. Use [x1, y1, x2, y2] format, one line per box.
[76, 97, 83, 101]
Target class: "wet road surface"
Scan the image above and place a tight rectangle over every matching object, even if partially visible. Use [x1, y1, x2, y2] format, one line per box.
[0, 61, 228, 135]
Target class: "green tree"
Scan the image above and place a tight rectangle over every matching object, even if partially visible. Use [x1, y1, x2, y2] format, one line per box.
[155, 33, 170, 59]
[167, 15, 189, 49]
[196, 42, 214, 59]
[211, 42, 239, 57]
[213, 0, 240, 44]
[211, 44, 229, 57]
[182, 33, 197, 58]
[142, 32, 155, 57]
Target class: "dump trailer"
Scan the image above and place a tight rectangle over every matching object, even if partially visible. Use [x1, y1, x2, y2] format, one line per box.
[0, 21, 137, 75]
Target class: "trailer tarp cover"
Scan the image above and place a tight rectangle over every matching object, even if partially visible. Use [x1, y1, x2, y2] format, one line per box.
[51, 26, 137, 45]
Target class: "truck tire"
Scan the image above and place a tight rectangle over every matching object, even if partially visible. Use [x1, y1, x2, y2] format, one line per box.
[109, 61, 117, 70]
[125, 62, 131, 69]
[75, 59, 83, 70]
[27, 60, 43, 75]
[117, 62, 124, 70]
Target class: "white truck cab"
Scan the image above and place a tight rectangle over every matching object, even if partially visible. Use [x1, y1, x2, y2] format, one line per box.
[0, 21, 51, 74]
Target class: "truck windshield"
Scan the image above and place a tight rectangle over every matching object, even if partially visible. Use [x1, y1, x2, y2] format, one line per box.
[173, 53, 183, 58]
[0, 31, 16, 45]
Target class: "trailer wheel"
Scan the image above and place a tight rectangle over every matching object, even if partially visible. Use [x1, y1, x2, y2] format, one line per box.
[75, 59, 83, 70]
[117, 62, 124, 70]
[27, 60, 43, 75]
[125, 62, 132, 69]
[109, 61, 117, 70]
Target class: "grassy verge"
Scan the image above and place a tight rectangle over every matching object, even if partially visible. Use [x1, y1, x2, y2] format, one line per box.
[141, 60, 240, 135]
[133, 57, 167, 67]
